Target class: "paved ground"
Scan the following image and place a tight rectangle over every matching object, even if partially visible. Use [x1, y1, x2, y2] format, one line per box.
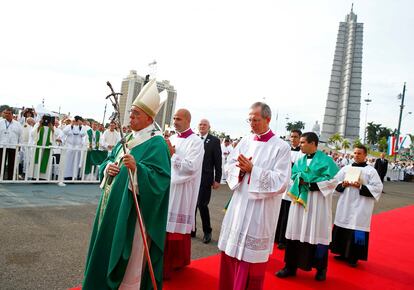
[0, 181, 413, 290]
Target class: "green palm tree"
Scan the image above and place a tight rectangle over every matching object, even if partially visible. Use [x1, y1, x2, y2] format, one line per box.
[353, 137, 363, 147]
[342, 139, 351, 153]
[286, 121, 305, 131]
[328, 133, 343, 150]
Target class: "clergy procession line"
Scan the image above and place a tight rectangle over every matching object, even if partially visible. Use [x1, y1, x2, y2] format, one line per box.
[0, 79, 395, 290]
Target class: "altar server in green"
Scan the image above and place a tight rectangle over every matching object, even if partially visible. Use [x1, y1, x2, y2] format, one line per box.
[83, 79, 171, 290]
[276, 132, 339, 281]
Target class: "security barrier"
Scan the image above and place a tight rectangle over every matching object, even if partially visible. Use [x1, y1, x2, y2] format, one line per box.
[0, 143, 107, 184]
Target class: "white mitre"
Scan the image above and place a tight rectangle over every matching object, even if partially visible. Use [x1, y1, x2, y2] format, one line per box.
[132, 78, 168, 118]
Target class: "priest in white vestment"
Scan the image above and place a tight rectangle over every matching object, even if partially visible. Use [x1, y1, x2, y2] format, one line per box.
[62, 116, 86, 180]
[276, 132, 339, 282]
[163, 108, 204, 280]
[331, 145, 382, 267]
[218, 102, 291, 290]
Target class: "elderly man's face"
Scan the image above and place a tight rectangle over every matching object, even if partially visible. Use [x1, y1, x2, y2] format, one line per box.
[248, 106, 270, 135]
[129, 106, 152, 132]
[198, 119, 210, 136]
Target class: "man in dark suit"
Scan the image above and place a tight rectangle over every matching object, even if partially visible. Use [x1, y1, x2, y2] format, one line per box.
[194, 119, 222, 244]
[374, 152, 388, 183]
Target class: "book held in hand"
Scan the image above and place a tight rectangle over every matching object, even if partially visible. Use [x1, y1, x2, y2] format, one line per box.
[344, 167, 361, 183]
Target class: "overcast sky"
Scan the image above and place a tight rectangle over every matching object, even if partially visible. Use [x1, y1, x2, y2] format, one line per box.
[1, 0, 413, 138]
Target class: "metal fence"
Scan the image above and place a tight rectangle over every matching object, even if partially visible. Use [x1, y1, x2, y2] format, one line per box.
[0, 143, 105, 184]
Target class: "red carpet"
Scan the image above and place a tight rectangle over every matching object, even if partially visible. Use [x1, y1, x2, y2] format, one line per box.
[71, 205, 414, 289]
[164, 205, 414, 290]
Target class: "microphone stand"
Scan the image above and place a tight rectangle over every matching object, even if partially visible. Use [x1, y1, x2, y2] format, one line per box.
[105, 81, 158, 290]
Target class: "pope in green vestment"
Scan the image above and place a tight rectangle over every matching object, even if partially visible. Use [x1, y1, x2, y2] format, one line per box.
[82, 127, 171, 290]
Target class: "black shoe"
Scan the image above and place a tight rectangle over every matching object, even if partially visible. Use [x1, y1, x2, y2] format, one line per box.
[275, 267, 296, 278]
[334, 255, 346, 261]
[277, 243, 286, 250]
[348, 260, 358, 267]
[202, 232, 212, 244]
[191, 230, 196, 238]
[315, 269, 326, 281]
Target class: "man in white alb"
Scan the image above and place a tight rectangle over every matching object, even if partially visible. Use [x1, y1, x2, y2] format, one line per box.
[102, 121, 121, 152]
[331, 145, 382, 267]
[62, 116, 86, 180]
[163, 108, 204, 279]
[0, 107, 22, 180]
[218, 102, 291, 290]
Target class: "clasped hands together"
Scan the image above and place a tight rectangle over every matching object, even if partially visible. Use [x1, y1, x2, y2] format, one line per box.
[106, 154, 136, 176]
[236, 154, 253, 173]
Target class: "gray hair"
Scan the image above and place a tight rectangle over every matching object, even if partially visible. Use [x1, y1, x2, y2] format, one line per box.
[250, 102, 272, 119]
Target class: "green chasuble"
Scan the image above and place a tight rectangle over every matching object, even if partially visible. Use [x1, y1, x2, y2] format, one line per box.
[83, 134, 171, 290]
[288, 150, 338, 208]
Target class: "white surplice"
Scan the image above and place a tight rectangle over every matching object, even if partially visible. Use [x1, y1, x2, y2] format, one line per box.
[285, 158, 338, 246]
[334, 164, 383, 232]
[102, 129, 121, 150]
[166, 132, 204, 234]
[281, 148, 304, 201]
[218, 134, 291, 263]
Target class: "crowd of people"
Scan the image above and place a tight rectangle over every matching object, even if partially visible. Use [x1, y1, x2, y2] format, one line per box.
[324, 151, 414, 182]
[76, 79, 407, 290]
[0, 106, 130, 181]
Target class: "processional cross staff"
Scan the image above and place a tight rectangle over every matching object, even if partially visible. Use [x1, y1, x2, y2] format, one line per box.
[105, 81, 158, 290]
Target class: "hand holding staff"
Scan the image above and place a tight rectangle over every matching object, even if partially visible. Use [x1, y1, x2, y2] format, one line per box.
[105, 81, 158, 290]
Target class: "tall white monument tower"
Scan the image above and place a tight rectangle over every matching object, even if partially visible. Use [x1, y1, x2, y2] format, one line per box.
[321, 5, 363, 142]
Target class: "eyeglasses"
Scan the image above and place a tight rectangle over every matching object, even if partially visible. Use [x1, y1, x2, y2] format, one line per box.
[245, 118, 263, 124]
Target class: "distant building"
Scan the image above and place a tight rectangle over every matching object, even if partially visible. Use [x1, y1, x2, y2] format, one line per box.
[119, 70, 177, 130]
[120, 70, 145, 126]
[154, 80, 177, 131]
[321, 6, 363, 142]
